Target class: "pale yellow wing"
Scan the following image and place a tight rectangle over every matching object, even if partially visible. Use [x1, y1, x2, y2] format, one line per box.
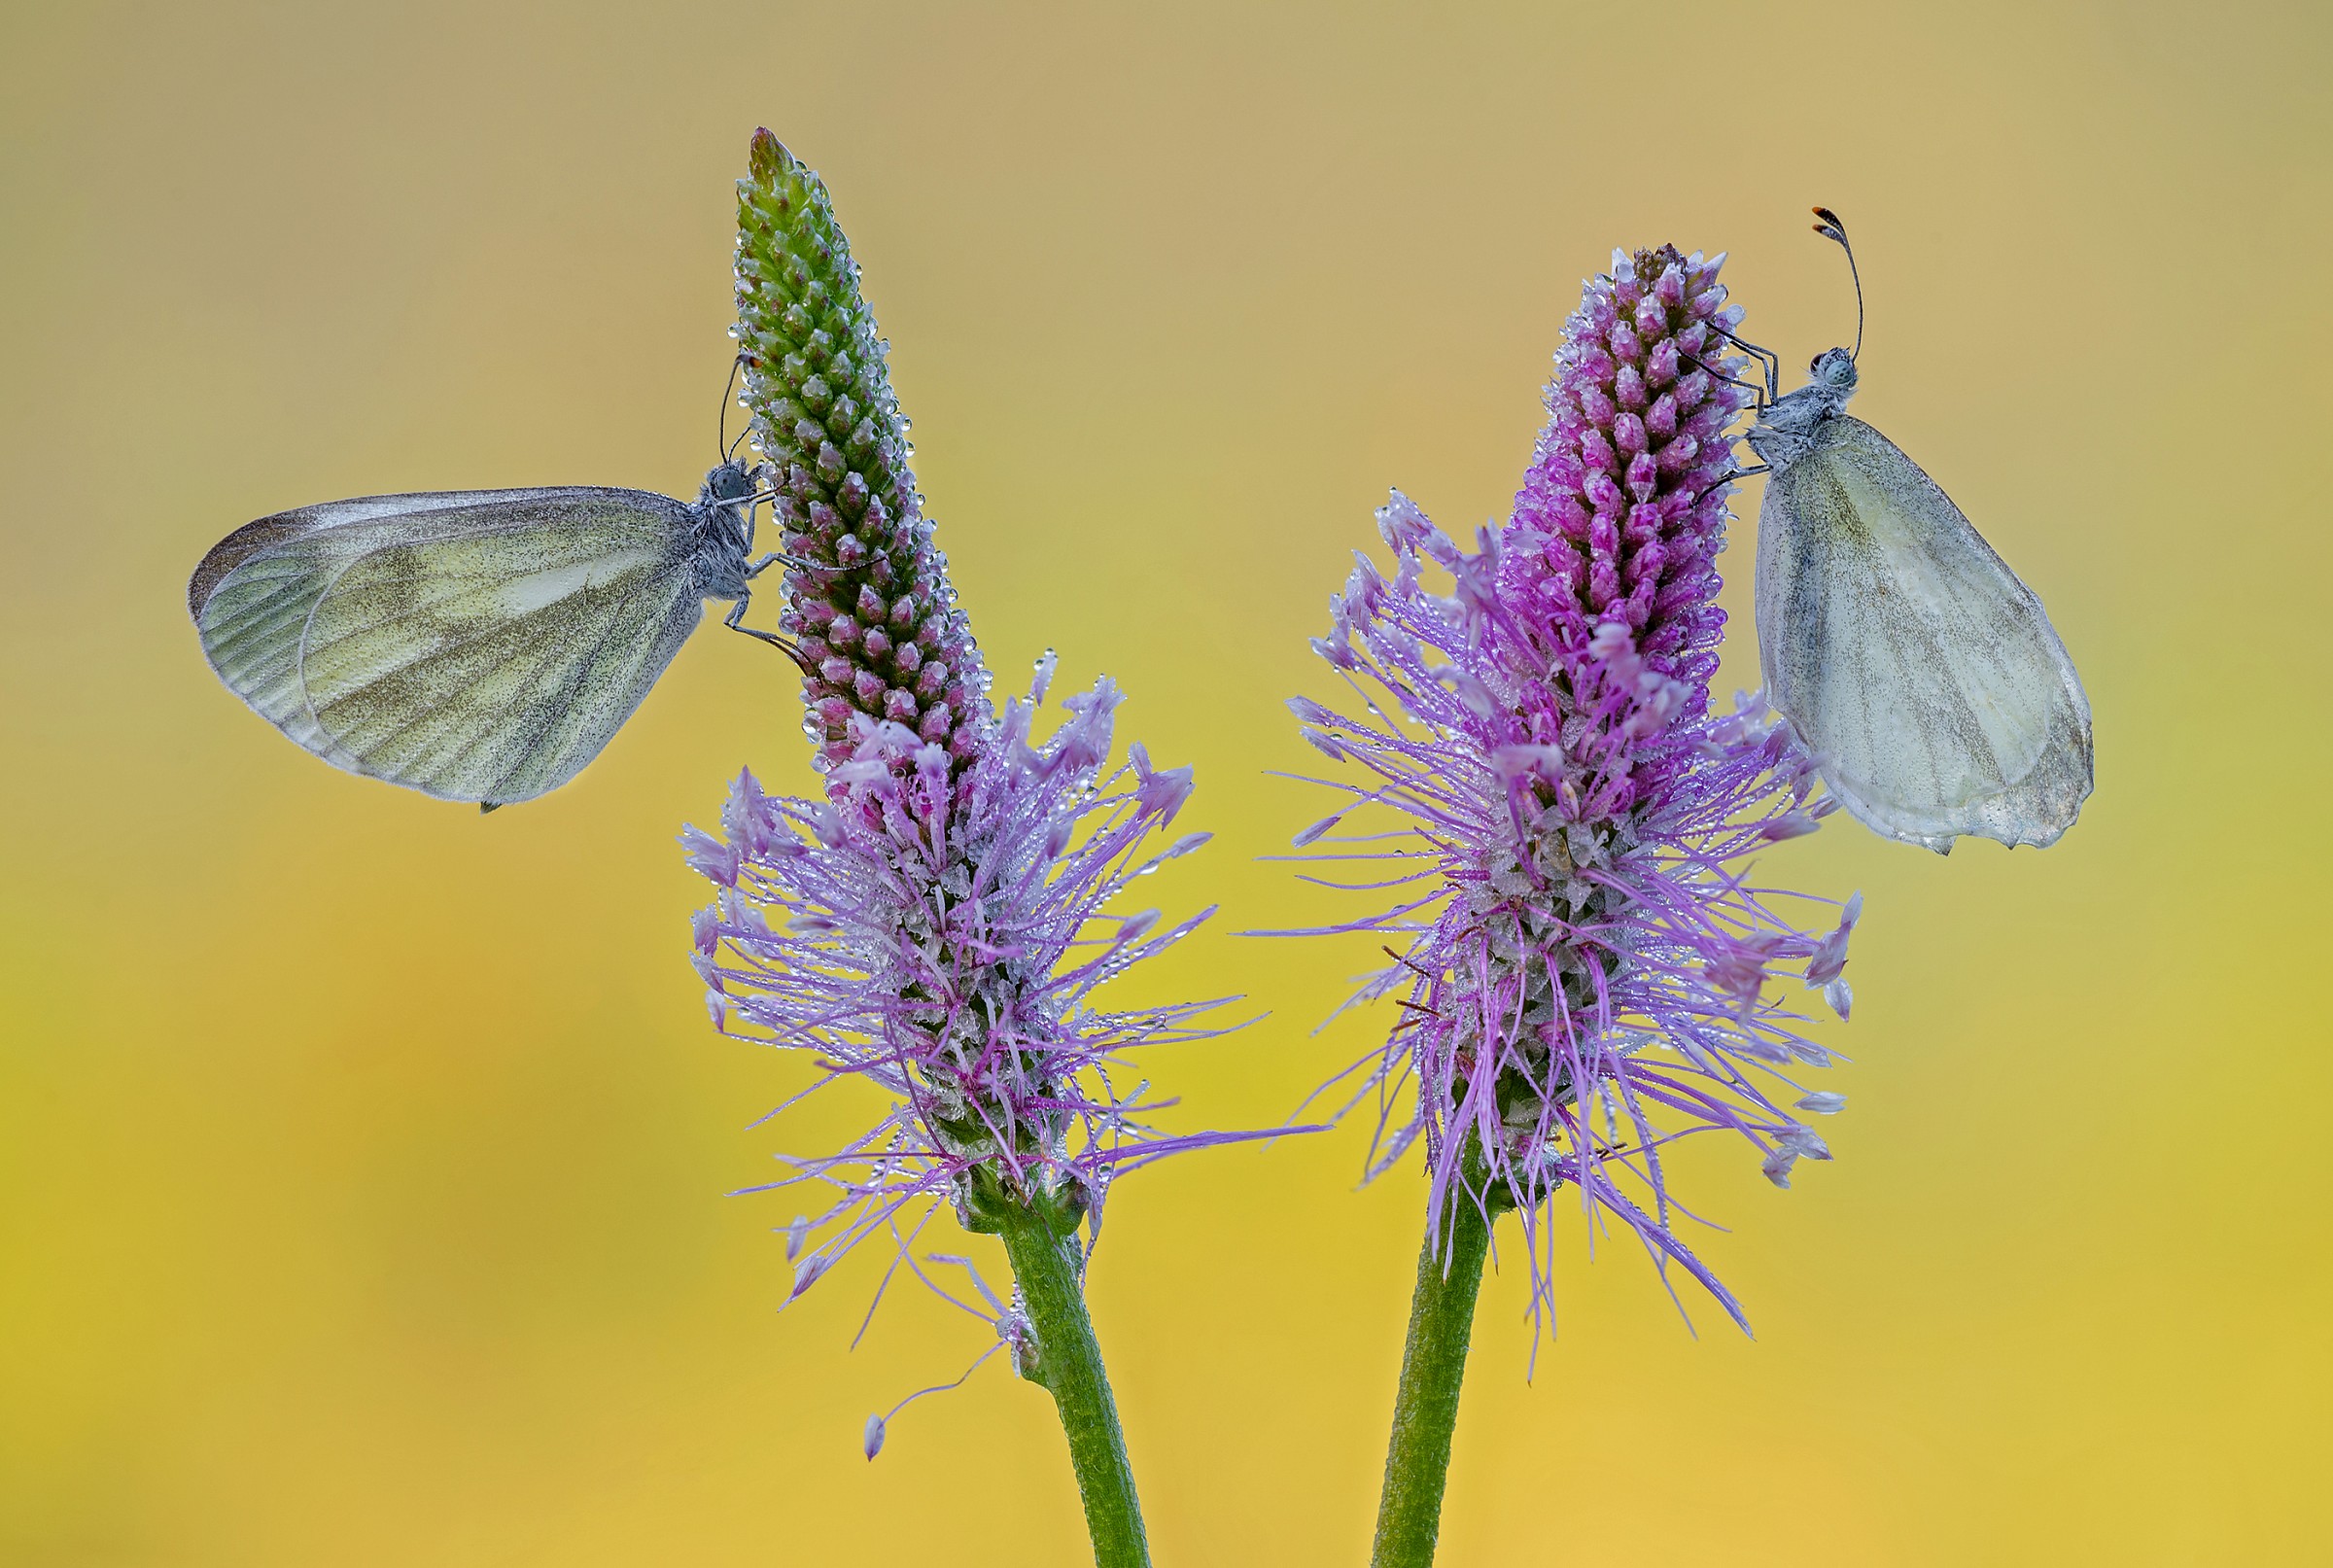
[1756, 417, 2093, 852]
[191, 488, 705, 804]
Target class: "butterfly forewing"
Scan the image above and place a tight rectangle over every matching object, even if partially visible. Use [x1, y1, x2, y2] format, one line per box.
[192, 488, 705, 804]
[1757, 416, 2092, 852]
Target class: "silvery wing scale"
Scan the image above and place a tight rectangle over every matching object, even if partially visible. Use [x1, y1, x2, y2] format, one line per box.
[1736, 211, 2093, 854]
[189, 458, 796, 809]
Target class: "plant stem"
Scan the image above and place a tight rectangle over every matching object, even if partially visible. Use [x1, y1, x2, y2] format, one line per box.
[991, 1192, 1150, 1568]
[1371, 1184, 1494, 1568]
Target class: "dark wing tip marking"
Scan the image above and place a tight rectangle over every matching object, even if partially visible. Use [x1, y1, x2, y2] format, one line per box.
[189, 510, 314, 617]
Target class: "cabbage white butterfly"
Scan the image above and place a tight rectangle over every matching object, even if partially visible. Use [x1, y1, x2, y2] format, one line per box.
[1726, 209, 2093, 854]
[190, 423, 807, 810]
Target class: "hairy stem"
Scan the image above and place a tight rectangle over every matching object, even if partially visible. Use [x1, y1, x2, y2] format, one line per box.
[990, 1191, 1150, 1568]
[1371, 1184, 1494, 1568]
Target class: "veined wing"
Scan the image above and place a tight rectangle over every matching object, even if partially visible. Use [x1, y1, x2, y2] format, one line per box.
[1756, 417, 2093, 852]
[191, 488, 705, 804]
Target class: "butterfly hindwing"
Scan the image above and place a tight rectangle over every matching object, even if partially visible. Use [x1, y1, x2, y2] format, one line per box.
[192, 488, 705, 804]
[1756, 416, 2093, 852]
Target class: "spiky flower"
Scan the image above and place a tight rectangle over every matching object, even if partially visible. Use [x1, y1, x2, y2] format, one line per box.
[1294, 246, 1862, 1330]
[736, 129, 992, 782]
[686, 132, 1238, 1375]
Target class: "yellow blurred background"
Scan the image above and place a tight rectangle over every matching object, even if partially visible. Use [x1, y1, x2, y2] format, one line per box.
[4, 2, 2327, 1562]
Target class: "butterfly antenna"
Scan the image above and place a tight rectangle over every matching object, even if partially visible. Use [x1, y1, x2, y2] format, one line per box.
[719, 352, 749, 461]
[1811, 207, 1863, 361]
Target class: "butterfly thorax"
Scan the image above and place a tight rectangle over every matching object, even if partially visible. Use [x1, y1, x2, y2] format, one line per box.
[689, 459, 760, 601]
[1747, 347, 1858, 474]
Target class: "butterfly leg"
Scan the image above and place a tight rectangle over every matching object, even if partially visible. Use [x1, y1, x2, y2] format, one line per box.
[1689, 464, 1771, 508]
[1711, 323, 1782, 404]
[747, 551, 827, 580]
[1679, 347, 1771, 410]
[723, 596, 819, 679]
[736, 467, 796, 579]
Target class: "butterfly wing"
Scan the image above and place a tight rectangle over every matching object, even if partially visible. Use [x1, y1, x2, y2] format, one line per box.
[191, 487, 705, 804]
[1756, 416, 2093, 853]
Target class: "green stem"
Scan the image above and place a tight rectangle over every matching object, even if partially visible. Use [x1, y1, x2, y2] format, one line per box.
[1371, 1184, 1494, 1568]
[989, 1189, 1150, 1568]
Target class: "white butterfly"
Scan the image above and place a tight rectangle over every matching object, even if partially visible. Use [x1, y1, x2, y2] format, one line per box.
[1735, 210, 2092, 854]
[189, 457, 804, 810]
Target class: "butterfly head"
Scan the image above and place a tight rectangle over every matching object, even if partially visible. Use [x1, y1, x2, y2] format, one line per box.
[690, 459, 770, 599]
[695, 458, 769, 540]
[1748, 348, 1860, 471]
[701, 458, 760, 506]
[1807, 347, 1859, 396]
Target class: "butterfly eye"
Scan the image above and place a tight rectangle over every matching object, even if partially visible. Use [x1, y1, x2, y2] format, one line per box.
[1806, 349, 1857, 389]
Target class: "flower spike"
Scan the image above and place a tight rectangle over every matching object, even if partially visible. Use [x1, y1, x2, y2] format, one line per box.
[685, 133, 1272, 1565]
[1294, 245, 1863, 1336]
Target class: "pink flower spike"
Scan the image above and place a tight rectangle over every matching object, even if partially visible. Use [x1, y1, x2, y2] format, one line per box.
[1282, 244, 1864, 1337]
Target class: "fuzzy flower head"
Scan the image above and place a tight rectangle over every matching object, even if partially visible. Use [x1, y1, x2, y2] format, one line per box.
[1296, 247, 1861, 1332]
[686, 133, 1242, 1376]
[686, 656, 1229, 1317]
